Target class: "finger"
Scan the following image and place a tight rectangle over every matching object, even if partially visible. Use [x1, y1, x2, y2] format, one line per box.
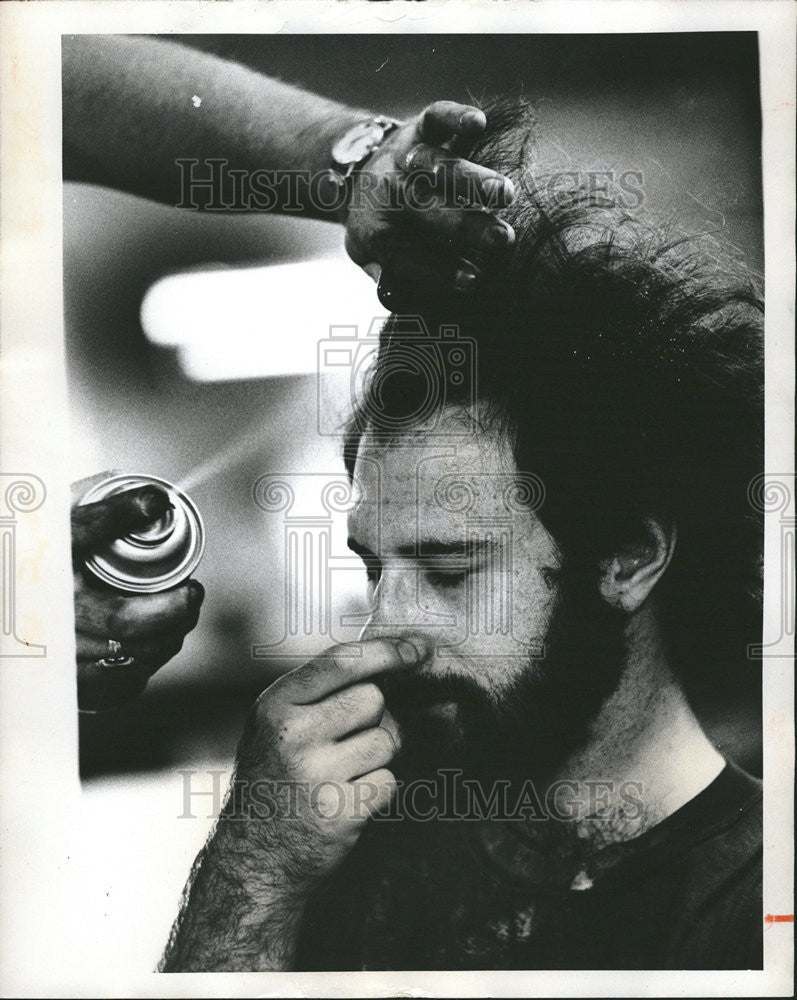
[420, 101, 486, 144]
[402, 143, 515, 209]
[403, 200, 515, 257]
[349, 768, 398, 819]
[70, 470, 122, 506]
[73, 578, 204, 640]
[320, 725, 400, 783]
[280, 636, 429, 705]
[306, 681, 386, 739]
[77, 654, 152, 683]
[77, 660, 154, 690]
[71, 485, 173, 552]
[378, 706, 401, 748]
[360, 262, 382, 284]
[76, 631, 185, 670]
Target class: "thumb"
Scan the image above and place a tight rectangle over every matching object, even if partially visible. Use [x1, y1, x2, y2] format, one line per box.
[71, 485, 173, 552]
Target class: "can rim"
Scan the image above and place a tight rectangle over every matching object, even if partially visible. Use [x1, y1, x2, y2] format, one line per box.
[78, 474, 205, 593]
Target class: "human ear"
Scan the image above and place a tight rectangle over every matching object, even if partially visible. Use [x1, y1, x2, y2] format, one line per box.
[598, 517, 677, 613]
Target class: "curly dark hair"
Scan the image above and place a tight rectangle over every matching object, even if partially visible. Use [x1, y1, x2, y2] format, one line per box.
[343, 97, 764, 683]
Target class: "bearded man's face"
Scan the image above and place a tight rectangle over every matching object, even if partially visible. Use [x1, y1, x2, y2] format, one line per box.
[347, 409, 626, 785]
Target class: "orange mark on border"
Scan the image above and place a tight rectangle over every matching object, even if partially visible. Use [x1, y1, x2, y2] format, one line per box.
[765, 914, 794, 926]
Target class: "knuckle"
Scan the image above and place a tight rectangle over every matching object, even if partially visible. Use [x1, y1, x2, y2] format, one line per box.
[356, 682, 385, 716]
[327, 642, 360, 672]
[332, 687, 359, 716]
[302, 749, 332, 785]
[367, 727, 394, 761]
[289, 666, 318, 694]
[379, 769, 398, 794]
[368, 636, 396, 658]
[384, 725, 402, 755]
[311, 781, 346, 819]
[182, 582, 199, 611]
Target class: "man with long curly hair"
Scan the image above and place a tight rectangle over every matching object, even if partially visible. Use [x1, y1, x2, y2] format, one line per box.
[162, 99, 763, 973]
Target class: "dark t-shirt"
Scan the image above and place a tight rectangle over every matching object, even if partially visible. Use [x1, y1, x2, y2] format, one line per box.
[295, 759, 762, 970]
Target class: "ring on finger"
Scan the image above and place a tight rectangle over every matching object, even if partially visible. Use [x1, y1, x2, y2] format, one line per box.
[96, 638, 136, 670]
[403, 143, 426, 174]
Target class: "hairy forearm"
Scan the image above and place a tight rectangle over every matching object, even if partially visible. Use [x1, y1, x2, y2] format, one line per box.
[62, 35, 369, 215]
[159, 821, 306, 972]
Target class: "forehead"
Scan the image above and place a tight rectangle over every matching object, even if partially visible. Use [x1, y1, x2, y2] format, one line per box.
[349, 410, 525, 536]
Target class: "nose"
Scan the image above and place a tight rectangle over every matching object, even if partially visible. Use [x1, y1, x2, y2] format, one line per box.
[358, 567, 434, 644]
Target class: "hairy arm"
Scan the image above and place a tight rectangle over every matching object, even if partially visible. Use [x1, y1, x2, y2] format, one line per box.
[159, 816, 307, 972]
[159, 638, 419, 972]
[62, 35, 367, 216]
[63, 36, 516, 297]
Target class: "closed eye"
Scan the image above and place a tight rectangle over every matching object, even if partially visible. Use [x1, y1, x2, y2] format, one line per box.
[426, 569, 468, 590]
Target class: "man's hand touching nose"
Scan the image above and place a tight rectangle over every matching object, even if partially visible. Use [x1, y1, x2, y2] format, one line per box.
[161, 636, 428, 971]
[231, 635, 429, 889]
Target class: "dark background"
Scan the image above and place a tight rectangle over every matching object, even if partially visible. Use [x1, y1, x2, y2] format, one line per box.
[66, 33, 763, 779]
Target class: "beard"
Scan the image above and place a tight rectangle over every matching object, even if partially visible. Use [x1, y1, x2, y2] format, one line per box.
[379, 565, 627, 789]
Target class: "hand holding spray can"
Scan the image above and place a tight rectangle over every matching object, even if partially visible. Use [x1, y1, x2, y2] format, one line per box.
[75, 473, 205, 713]
[77, 473, 205, 593]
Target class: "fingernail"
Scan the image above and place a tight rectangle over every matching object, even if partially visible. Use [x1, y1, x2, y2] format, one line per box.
[453, 266, 478, 292]
[404, 144, 424, 173]
[188, 580, 205, 605]
[132, 486, 172, 521]
[459, 109, 485, 132]
[480, 223, 512, 249]
[362, 262, 382, 283]
[396, 638, 427, 664]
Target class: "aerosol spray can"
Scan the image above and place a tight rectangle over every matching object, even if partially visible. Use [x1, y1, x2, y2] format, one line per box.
[77, 473, 205, 593]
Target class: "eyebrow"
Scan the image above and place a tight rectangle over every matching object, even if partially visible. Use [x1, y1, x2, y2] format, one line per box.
[347, 536, 500, 560]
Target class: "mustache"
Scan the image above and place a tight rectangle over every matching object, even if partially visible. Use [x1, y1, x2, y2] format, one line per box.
[378, 667, 493, 711]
